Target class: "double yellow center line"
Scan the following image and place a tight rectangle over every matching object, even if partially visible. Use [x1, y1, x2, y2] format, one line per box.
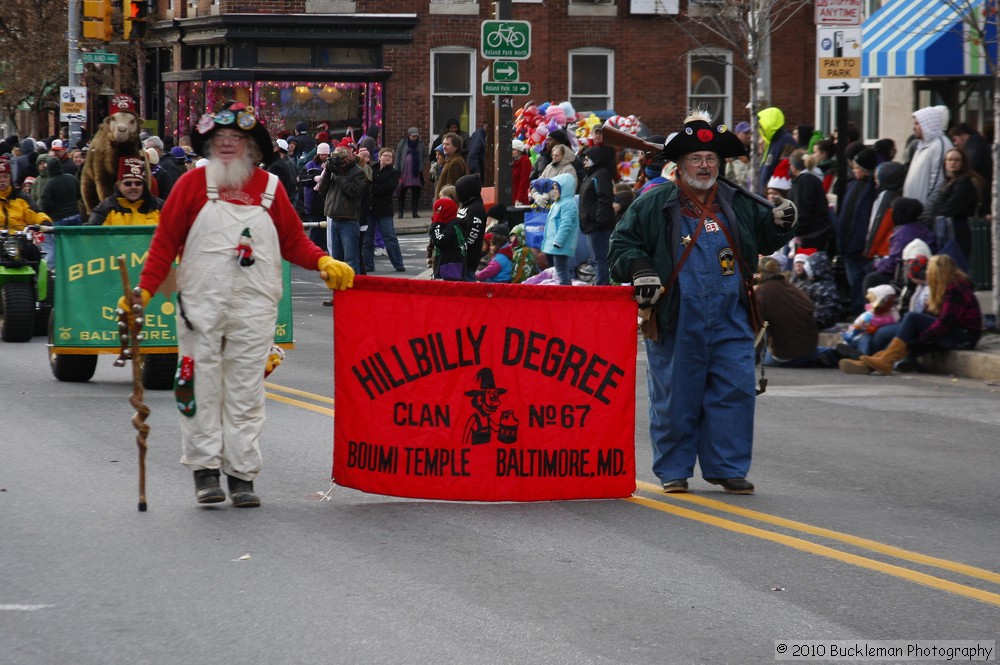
[631, 480, 1000, 607]
[265, 382, 1000, 607]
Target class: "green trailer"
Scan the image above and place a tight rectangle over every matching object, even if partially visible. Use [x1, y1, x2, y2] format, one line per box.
[47, 226, 294, 388]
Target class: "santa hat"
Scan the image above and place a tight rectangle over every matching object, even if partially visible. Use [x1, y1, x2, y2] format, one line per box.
[118, 156, 147, 181]
[432, 197, 458, 223]
[22, 176, 35, 188]
[793, 247, 817, 264]
[767, 159, 793, 191]
[109, 94, 138, 116]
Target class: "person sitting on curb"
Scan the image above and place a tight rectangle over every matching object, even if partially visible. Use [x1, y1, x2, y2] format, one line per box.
[839, 254, 981, 375]
[754, 256, 838, 368]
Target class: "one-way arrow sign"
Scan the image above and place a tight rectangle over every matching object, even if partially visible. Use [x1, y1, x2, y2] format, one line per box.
[825, 82, 850, 93]
[492, 61, 520, 82]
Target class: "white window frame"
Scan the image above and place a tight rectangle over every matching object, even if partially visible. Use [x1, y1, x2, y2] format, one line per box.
[430, 47, 476, 148]
[687, 48, 733, 128]
[568, 48, 614, 113]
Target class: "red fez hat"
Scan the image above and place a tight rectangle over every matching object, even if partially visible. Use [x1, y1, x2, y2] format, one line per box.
[118, 156, 146, 181]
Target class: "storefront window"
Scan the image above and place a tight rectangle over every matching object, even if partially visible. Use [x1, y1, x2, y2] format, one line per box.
[165, 80, 384, 148]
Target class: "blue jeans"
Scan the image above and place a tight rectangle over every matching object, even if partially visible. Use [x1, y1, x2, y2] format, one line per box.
[585, 230, 611, 285]
[327, 218, 360, 273]
[41, 214, 83, 269]
[896, 312, 978, 353]
[843, 255, 870, 315]
[362, 214, 405, 271]
[551, 254, 572, 285]
[763, 347, 837, 368]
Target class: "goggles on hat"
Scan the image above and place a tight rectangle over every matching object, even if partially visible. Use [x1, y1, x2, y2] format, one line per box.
[196, 105, 258, 135]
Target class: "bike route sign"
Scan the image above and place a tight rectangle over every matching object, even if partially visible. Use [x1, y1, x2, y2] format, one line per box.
[481, 20, 531, 60]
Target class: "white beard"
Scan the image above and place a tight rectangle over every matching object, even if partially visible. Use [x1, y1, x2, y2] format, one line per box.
[206, 154, 254, 189]
[680, 170, 717, 192]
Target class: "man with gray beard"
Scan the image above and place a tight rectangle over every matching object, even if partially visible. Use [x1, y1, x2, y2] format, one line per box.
[609, 112, 797, 496]
[133, 102, 355, 508]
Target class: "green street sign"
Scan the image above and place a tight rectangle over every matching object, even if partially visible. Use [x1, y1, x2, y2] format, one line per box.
[492, 61, 519, 82]
[482, 81, 531, 96]
[81, 51, 119, 64]
[481, 20, 531, 60]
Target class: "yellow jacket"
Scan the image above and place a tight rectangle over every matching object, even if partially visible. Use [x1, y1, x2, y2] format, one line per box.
[0, 187, 53, 232]
[85, 195, 163, 226]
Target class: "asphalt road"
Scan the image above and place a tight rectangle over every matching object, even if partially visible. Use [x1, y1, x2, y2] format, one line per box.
[3, 258, 999, 665]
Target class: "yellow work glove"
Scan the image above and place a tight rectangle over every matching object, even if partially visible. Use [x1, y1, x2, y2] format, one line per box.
[117, 288, 152, 313]
[264, 345, 285, 378]
[318, 255, 355, 291]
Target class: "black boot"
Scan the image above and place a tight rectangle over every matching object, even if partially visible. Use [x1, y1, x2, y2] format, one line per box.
[194, 469, 225, 504]
[397, 198, 405, 219]
[227, 475, 260, 508]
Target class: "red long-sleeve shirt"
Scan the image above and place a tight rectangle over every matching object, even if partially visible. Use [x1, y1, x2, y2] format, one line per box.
[139, 167, 325, 295]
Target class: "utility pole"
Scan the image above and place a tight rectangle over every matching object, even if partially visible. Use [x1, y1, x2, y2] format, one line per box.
[68, 0, 82, 145]
[493, 0, 513, 206]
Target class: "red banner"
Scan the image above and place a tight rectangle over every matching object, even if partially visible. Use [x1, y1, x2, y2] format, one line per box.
[333, 277, 638, 501]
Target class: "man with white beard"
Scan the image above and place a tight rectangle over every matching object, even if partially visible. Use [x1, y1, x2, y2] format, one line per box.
[609, 111, 797, 496]
[133, 102, 354, 507]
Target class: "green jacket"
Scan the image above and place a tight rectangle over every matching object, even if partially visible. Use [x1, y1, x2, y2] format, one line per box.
[608, 180, 794, 333]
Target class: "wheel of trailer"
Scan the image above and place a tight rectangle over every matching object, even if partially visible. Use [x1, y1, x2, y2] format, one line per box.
[34, 270, 55, 337]
[47, 314, 97, 382]
[141, 352, 177, 390]
[1, 281, 37, 342]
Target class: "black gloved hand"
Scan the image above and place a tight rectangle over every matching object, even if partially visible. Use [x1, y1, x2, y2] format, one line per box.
[632, 268, 663, 308]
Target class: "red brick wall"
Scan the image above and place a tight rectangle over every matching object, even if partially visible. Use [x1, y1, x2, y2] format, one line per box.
[366, 0, 815, 141]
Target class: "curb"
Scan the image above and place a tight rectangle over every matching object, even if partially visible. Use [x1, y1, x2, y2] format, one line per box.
[819, 332, 1000, 382]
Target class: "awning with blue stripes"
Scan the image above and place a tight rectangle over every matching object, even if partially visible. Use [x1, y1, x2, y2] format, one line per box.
[862, 0, 997, 77]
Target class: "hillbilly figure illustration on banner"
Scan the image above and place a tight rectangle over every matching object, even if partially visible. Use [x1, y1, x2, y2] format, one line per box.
[463, 367, 518, 445]
[332, 278, 639, 502]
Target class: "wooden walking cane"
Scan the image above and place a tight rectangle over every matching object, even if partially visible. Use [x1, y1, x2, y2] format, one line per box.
[114, 256, 150, 512]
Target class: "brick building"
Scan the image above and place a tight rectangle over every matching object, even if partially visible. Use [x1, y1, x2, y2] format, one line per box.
[141, 0, 816, 185]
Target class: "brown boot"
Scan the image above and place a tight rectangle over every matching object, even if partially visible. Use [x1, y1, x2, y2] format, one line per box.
[839, 358, 871, 374]
[861, 337, 909, 376]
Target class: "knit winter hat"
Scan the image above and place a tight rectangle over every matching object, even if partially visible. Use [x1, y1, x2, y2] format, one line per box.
[758, 256, 782, 276]
[315, 131, 330, 144]
[892, 197, 924, 226]
[486, 204, 507, 222]
[907, 255, 929, 282]
[853, 148, 877, 172]
[316, 143, 331, 155]
[432, 197, 458, 223]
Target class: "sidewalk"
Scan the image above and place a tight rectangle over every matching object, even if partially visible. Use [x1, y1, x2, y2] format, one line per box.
[394, 212, 431, 236]
[394, 214, 1000, 382]
[821, 290, 1000, 382]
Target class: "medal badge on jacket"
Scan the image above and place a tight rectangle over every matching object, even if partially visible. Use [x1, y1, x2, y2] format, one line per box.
[719, 247, 736, 276]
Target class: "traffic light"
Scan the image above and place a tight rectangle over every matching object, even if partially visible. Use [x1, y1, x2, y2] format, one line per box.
[125, 0, 149, 41]
[82, 0, 113, 42]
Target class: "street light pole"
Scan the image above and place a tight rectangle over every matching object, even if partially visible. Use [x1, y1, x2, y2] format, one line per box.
[68, 0, 82, 144]
[493, 0, 513, 206]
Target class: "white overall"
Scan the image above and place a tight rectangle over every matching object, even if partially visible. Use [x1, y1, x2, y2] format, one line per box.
[176, 171, 282, 481]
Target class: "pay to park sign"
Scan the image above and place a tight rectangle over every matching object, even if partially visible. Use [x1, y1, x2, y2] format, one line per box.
[53, 226, 294, 352]
[333, 278, 638, 502]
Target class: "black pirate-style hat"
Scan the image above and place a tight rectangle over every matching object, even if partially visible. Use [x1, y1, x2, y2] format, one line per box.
[662, 111, 746, 162]
[191, 100, 273, 164]
[464, 368, 508, 396]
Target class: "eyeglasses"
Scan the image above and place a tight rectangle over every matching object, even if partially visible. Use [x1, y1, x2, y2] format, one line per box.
[214, 132, 247, 145]
[120, 180, 144, 187]
[685, 155, 719, 167]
